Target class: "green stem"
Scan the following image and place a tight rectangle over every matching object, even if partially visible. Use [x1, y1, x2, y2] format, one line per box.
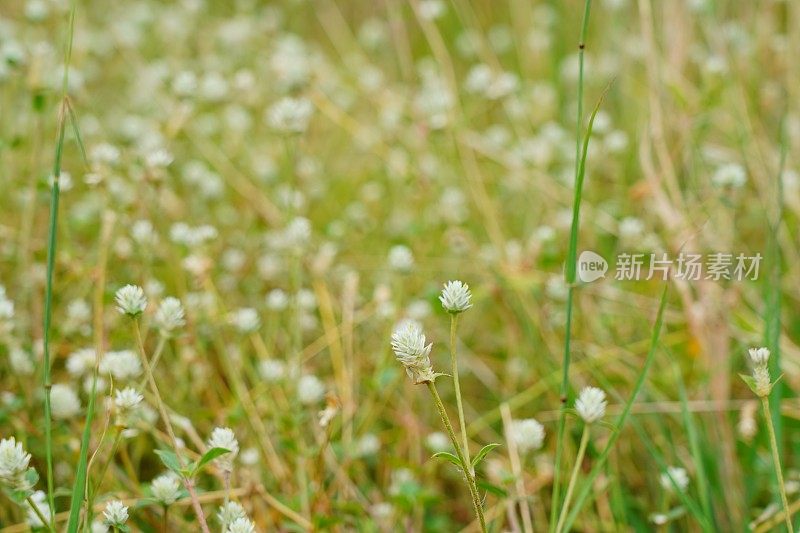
[762, 396, 793, 533]
[449, 314, 472, 474]
[26, 495, 54, 533]
[555, 425, 590, 533]
[426, 381, 486, 532]
[550, 2, 592, 530]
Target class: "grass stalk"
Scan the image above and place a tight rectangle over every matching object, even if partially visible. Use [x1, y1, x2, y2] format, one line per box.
[449, 314, 472, 474]
[549, 2, 593, 530]
[762, 396, 793, 533]
[426, 381, 486, 533]
[555, 425, 590, 533]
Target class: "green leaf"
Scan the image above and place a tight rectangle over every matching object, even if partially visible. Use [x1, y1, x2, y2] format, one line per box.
[154, 450, 184, 475]
[190, 447, 230, 477]
[477, 479, 507, 498]
[432, 451, 463, 469]
[471, 443, 501, 469]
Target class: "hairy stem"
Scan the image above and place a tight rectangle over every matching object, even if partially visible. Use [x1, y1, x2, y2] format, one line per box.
[449, 314, 472, 474]
[426, 381, 486, 532]
[762, 396, 793, 533]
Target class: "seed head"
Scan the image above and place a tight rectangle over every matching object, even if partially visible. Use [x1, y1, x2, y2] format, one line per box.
[150, 472, 182, 505]
[103, 500, 129, 527]
[575, 386, 607, 424]
[390, 321, 436, 384]
[155, 297, 186, 335]
[115, 284, 147, 317]
[0, 437, 33, 490]
[509, 418, 545, 453]
[439, 280, 472, 314]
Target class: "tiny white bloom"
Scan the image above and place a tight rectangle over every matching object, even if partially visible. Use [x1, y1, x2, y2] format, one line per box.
[225, 517, 256, 533]
[390, 321, 435, 384]
[66, 348, 96, 377]
[387, 245, 414, 272]
[26, 490, 51, 528]
[439, 280, 472, 314]
[267, 97, 313, 133]
[155, 297, 186, 335]
[217, 501, 247, 528]
[575, 386, 607, 424]
[258, 360, 285, 382]
[425, 432, 451, 452]
[0, 437, 33, 489]
[510, 418, 545, 453]
[297, 374, 325, 405]
[748, 347, 770, 367]
[207, 427, 239, 471]
[114, 387, 143, 427]
[103, 500, 129, 526]
[115, 284, 147, 317]
[660, 466, 689, 493]
[229, 308, 260, 334]
[50, 384, 81, 419]
[150, 472, 182, 505]
[99, 350, 142, 380]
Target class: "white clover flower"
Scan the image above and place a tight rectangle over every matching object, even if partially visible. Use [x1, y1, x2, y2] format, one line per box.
[207, 427, 239, 471]
[115, 284, 147, 317]
[103, 500, 129, 526]
[225, 517, 256, 533]
[229, 308, 260, 334]
[99, 350, 142, 380]
[0, 437, 33, 489]
[267, 96, 313, 133]
[150, 472, 182, 505]
[50, 384, 81, 419]
[660, 466, 689, 493]
[390, 321, 436, 384]
[217, 501, 247, 528]
[258, 360, 286, 382]
[297, 374, 325, 405]
[510, 418, 545, 453]
[155, 297, 186, 335]
[575, 386, 607, 424]
[26, 490, 51, 528]
[387, 245, 414, 272]
[66, 348, 96, 377]
[748, 347, 770, 367]
[439, 280, 472, 314]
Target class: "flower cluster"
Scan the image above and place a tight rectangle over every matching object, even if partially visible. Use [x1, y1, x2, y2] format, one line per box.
[390, 321, 436, 384]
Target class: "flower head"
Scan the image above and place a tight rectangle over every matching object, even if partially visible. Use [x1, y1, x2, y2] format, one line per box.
[225, 517, 256, 533]
[390, 321, 436, 384]
[115, 284, 147, 317]
[150, 472, 182, 505]
[103, 500, 129, 527]
[26, 490, 50, 528]
[297, 374, 325, 405]
[155, 297, 186, 335]
[0, 437, 33, 490]
[267, 97, 313, 133]
[575, 386, 607, 424]
[207, 427, 239, 472]
[660, 466, 689, 493]
[509, 418, 545, 453]
[50, 384, 81, 419]
[217, 501, 247, 528]
[439, 280, 472, 314]
[748, 347, 770, 367]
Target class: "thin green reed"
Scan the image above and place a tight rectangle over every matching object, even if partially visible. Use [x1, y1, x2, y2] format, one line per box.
[549, 2, 593, 528]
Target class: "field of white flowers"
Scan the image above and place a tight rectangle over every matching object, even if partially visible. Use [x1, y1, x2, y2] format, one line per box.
[1, 0, 798, 531]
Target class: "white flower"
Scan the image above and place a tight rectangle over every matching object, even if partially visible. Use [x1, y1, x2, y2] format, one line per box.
[217, 501, 247, 528]
[115, 284, 147, 317]
[660, 466, 689, 493]
[26, 490, 51, 528]
[114, 387, 143, 426]
[387, 245, 414, 272]
[266, 289, 289, 311]
[0, 437, 32, 489]
[439, 280, 472, 314]
[510, 418, 545, 453]
[66, 348, 96, 377]
[258, 359, 286, 382]
[99, 350, 142, 380]
[50, 384, 81, 419]
[355, 434, 380, 457]
[225, 517, 256, 533]
[390, 321, 435, 384]
[575, 387, 607, 424]
[207, 427, 239, 471]
[267, 97, 313, 133]
[711, 163, 746, 188]
[748, 347, 770, 367]
[425, 432, 451, 452]
[103, 500, 129, 526]
[229, 308, 260, 334]
[9, 347, 34, 376]
[297, 375, 325, 405]
[150, 472, 182, 505]
[155, 297, 186, 335]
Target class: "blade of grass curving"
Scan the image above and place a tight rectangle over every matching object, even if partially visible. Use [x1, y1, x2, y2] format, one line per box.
[672, 359, 714, 526]
[42, 2, 77, 527]
[561, 282, 668, 531]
